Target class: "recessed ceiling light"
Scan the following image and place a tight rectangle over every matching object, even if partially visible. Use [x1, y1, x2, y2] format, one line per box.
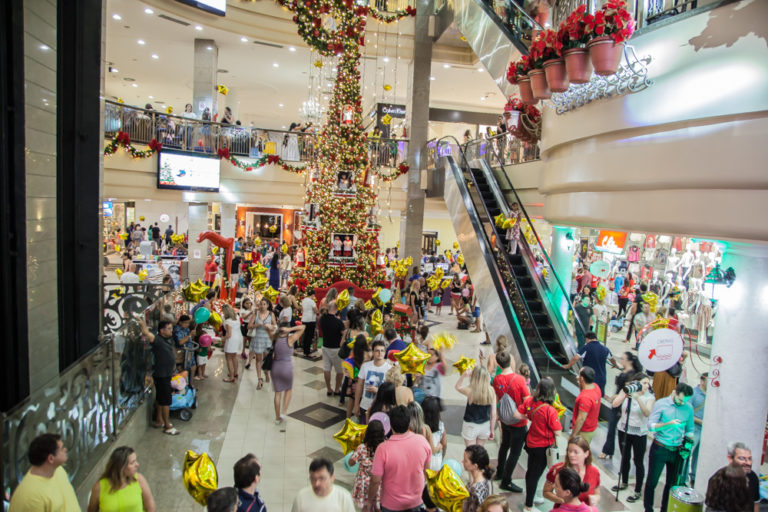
[477, 67, 484, 72]
[148, 95, 154, 99]
[131, 83, 138, 88]
[112, 13, 122, 20]
[195, 25, 203, 31]
[443, 63, 450, 68]
[206, 46, 213, 51]
[137, 39, 146, 45]
[383, 57, 390, 62]
[288, 46, 296, 52]
[282, 126, 286, 129]
[278, 103, 284, 107]
[144, 8, 154, 14]
[273, 62, 279, 68]
[151, 54, 159, 59]
[429, 76, 436, 80]
[480, 97, 486, 101]
[240, 36, 248, 42]
[109, 67, 118, 73]
[39, 44, 50, 51]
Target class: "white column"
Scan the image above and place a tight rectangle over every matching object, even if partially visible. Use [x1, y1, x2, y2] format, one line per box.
[188, 203, 209, 280]
[695, 243, 768, 494]
[549, 226, 576, 319]
[220, 203, 236, 239]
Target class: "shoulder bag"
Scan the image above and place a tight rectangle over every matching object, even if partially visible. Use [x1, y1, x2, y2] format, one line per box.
[529, 403, 559, 466]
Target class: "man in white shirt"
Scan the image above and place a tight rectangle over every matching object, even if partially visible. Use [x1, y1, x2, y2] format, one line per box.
[300, 289, 318, 357]
[120, 263, 140, 284]
[291, 458, 354, 512]
[354, 340, 392, 422]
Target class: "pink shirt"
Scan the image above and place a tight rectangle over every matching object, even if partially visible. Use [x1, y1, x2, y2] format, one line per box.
[371, 432, 431, 510]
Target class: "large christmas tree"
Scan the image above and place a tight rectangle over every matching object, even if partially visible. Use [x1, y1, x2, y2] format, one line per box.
[275, 0, 415, 289]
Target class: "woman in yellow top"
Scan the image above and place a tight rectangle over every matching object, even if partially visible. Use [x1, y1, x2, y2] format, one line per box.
[87, 446, 156, 512]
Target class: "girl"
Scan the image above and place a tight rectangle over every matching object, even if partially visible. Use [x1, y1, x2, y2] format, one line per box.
[422, 396, 447, 471]
[408, 280, 422, 327]
[268, 252, 280, 291]
[518, 363, 531, 388]
[543, 437, 601, 507]
[342, 334, 370, 418]
[611, 373, 655, 503]
[415, 346, 446, 399]
[270, 321, 305, 424]
[456, 366, 497, 446]
[247, 298, 276, 390]
[239, 298, 254, 361]
[462, 445, 494, 512]
[87, 446, 156, 512]
[450, 274, 462, 315]
[506, 202, 522, 255]
[350, 420, 385, 509]
[222, 304, 243, 383]
[486, 335, 509, 376]
[550, 467, 598, 512]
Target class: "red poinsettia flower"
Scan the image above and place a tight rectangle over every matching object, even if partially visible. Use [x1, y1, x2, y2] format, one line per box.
[584, 0, 634, 43]
[217, 147, 230, 159]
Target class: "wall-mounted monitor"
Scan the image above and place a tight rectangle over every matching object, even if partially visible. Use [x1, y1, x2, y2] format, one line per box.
[176, 0, 226, 17]
[157, 150, 220, 192]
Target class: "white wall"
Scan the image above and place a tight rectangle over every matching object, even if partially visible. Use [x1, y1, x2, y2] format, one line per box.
[131, 200, 190, 234]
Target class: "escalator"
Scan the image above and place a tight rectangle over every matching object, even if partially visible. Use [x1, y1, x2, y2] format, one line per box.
[440, 137, 586, 408]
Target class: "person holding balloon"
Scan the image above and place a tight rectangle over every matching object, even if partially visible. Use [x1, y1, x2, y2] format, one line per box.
[222, 304, 244, 383]
[350, 420, 386, 509]
[456, 366, 497, 447]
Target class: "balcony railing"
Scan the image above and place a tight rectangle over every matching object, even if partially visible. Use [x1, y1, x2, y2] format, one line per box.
[104, 100, 408, 169]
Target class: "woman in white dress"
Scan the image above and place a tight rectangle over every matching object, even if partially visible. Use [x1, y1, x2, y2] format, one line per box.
[282, 122, 300, 161]
[222, 304, 244, 383]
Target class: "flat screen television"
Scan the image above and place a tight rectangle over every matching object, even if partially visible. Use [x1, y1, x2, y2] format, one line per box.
[157, 150, 220, 192]
[176, 0, 226, 17]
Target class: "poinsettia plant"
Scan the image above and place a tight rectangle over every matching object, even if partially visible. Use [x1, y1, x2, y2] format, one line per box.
[504, 96, 526, 112]
[506, 55, 532, 85]
[556, 3, 592, 52]
[584, 0, 635, 43]
[525, 104, 542, 124]
[528, 29, 559, 68]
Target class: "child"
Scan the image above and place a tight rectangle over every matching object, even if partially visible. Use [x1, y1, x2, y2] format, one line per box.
[433, 287, 443, 315]
[518, 363, 531, 388]
[195, 325, 212, 380]
[416, 346, 446, 400]
[422, 396, 447, 471]
[462, 444, 494, 511]
[350, 420, 385, 509]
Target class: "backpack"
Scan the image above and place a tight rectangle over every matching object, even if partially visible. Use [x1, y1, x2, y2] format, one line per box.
[499, 393, 517, 425]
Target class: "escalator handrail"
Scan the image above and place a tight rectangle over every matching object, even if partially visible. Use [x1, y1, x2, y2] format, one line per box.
[506, 0, 545, 32]
[438, 136, 570, 372]
[468, 0, 535, 55]
[476, 138, 590, 340]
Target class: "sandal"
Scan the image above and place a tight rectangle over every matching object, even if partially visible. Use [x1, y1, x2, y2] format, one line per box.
[164, 427, 180, 435]
[257, 378, 263, 390]
[598, 453, 611, 460]
[223, 378, 235, 383]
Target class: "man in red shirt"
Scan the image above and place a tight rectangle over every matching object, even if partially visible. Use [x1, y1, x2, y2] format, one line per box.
[571, 366, 602, 445]
[203, 254, 218, 287]
[492, 351, 530, 493]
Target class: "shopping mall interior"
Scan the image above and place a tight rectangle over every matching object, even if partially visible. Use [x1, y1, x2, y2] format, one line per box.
[2, 0, 767, 510]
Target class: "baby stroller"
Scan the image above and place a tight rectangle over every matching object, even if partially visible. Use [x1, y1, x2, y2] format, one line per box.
[169, 369, 198, 421]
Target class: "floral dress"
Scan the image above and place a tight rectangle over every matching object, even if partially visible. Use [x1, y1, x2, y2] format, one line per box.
[462, 478, 492, 512]
[352, 444, 380, 508]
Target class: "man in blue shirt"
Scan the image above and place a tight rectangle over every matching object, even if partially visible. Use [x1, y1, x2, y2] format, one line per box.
[234, 454, 266, 512]
[384, 328, 408, 359]
[688, 372, 707, 486]
[564, 331, 617, 395]
[643, 382, 694, 512]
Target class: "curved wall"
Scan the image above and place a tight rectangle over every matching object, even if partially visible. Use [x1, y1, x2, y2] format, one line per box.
[538, 0, 768, 243]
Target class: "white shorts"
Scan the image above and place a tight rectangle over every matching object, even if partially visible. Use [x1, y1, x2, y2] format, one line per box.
[461, 421, 491, 441]
[197, 355, 208, 366]
[322, 347, 342, 373]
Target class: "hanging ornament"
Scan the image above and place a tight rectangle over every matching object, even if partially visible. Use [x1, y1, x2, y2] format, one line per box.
[217, 84, 229, 95]
[314, 60, 324, 68]
[381, 113, 393, 125]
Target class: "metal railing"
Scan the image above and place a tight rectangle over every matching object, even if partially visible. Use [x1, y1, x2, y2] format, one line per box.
[104, 100, 408, 168]
[466, 131, 540, 166]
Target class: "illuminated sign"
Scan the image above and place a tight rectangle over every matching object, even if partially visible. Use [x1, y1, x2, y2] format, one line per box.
[595, 230, 627, 254]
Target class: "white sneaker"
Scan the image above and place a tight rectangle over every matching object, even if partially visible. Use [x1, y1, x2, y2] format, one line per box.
[533, 495, 545, 505]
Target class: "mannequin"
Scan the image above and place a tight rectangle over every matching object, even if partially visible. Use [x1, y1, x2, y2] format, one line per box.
[688, 251, 706, 291]
[666, 248, 681, 273]
[679, 249, 695, 284]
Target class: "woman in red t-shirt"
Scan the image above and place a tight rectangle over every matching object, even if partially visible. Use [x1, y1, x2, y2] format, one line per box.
[549, 467, 598, 512]
[509, 377, 562, 511]
[543, 437, 600, 507]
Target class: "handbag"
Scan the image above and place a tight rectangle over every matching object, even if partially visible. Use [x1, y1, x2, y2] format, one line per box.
[529, 403, 559, 465]
[261, 347, 274, 371]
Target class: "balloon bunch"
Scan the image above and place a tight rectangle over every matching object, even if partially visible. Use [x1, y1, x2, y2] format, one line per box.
[138, 269, 148, 282]
[336, 289, 351, 311]
[595, 284, 607, 302]
[425, 464, 469, 512]
[389, 256, 413, 279]
[170, 234, 186, 245]
[393, 344, 430, 374]
[642, 291, 659, 313]
[370, 309, 383, 336]
[263, 286, 280, 304]
[183, 279, 210, 303]
[427, 275, 440, 291]
[432, 332, 457, 351]
[250, 263, 269, 292]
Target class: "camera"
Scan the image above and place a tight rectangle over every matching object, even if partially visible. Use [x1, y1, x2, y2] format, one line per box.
[623, 381, 643, 394]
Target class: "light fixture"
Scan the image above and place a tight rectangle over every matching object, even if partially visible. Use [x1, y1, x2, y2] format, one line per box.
[288, 46, 296, 52]
[137, 39, 146, 45]
[151, 54, 159, 59]
[443, 63, 450, 68]
[480, 97, 486, 101]
[148, 95, 154, 99]
[144, 8, 154, 14]
[109, 66, 118, 73]
[273, 62, 279, 68]
[112, 13, 122, 20]
[278, 103, 284, 108]
[477, 67, 484, 72]
[206, 46, 213, 51]
[383, 56, 390, 62]
[240, 36, 248, 42]
[195, 25, 203, 31]
[429, 76, 436, 81]
[39, 44, 50, 51]
[131, 83, 138, 88]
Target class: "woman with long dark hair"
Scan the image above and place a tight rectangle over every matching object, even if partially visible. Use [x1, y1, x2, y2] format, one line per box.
[543, 437, 600, 507]
[367, 381, 397, 420]
[462, 444, 494, 511]
[599, 351, 643, 460]
[87, 446, 155, 512]
[552, 467, 597, 512]
[268, 252, 280, 291]
[341, 334, 370, 417]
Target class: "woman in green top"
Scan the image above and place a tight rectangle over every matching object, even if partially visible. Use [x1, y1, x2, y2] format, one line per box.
[87, 446, 156, 512]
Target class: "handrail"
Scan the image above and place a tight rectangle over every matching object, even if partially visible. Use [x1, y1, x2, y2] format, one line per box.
[438, 135, 569, 373]
[474, 131, 541, 165]
[103, 100, 409, 167]
[472, 0, 540, 51]
[469, 136, 589, 341]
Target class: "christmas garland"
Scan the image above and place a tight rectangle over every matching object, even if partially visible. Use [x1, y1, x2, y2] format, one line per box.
[378, 162, 409, 182]
[369, 5, 416, 23]
[104, 131, 161, 158]
[216, 147, 306, 174]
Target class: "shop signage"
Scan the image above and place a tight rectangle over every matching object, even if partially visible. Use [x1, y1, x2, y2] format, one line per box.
[595, 230, 627, 254]
[377, 103, 406, 118]
[102, 201, 113, 217]
[638, 328, 683, 372]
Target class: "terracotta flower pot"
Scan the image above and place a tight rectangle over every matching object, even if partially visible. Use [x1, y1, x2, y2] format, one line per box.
[517, 77, 536, 105]
[563, 47, 592, 84]
[543, 59, 569, 93]
[528, 69, 551, 100]
[504, 111, 521, 130]
[587, 36, 624, 76]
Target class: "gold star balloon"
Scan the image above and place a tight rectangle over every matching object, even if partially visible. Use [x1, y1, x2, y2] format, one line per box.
[254, 237, 262, 245]
[394, 343, 430, 375]
[453, 356, 476, 375]
[211, 246, 219, 255]
[264, 286, 280, 304]
[364, 300, 374, 310]
[404, 256, 413, 266]
[427, 276, 439, 291]
[183, 450, 218, 506]
[252, 274, 268, 292]
[115, 268, 123, 278]
[457, 254, 465, 266]
[208, 311, 223, 330]
[444, 250, 452, 260]
[138, 269, 148, 282]
[248, 263, 268, 279]
[434, 267, 444, 280]
[183, 279, 210, 302]
[494, 213, 507, 227]
[381, 113, 393, 125]
[383, 84, 392, 91]
[370, 309, 383, 337]
[435, 239, 441, 246]
[333, 418, 367, 455]
[425, 465, 469, 512]
[432, 332, 457, 351]
[314, 60, 324, 68]
[336, 289, 350, 311]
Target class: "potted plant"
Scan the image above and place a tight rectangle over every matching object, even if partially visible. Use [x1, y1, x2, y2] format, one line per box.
[507, 55, 536, 105]
[528, 29, 559, 99]
[503, 96, 525, 130]
[556, 4, 593, 84]
[585, 0, 635, 76]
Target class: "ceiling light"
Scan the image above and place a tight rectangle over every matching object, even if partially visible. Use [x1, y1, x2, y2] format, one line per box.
[288, 46, 296, 52]
[39, 44, 50, 51]
[240, 36, 248, 42]
[137, 39, 146, 45]
[132, 83, 138, 88]
[278, 103, 284, 107]
[429, 76, 436, 80]
[144, 8, 154, 14]
[282, 126, 286, 129]
[148, 95, 154, 99]
[480, 97, 486, 101]
[151, 54, 159, 59]
[477, 67, 484, 72]
[195, 25, 203, 31]
[112, 13, 122, 20]
[443, 63, 450, 68]
[383, 57, 390, 62]
[109, 66, 118, 73]
[273, 62, 279, 67]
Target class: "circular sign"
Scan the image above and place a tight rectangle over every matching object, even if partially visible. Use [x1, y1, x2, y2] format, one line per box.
[159, 214, 170, 223]
[589, 260, 610, 279]
[638, 328, 684, 372]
